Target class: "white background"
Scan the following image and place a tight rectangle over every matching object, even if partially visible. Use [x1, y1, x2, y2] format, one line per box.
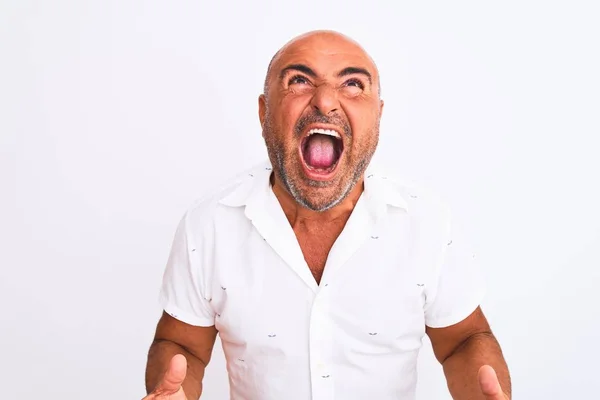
[2, 0, 599, 398]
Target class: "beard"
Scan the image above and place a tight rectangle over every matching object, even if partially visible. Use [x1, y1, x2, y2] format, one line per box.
[263, 108, 379, 212]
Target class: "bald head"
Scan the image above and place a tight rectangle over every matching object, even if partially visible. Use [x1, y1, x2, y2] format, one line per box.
[263, 30, 381, 97]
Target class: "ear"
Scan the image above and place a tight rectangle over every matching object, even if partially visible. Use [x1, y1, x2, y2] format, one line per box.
[379, 99, 384, 118]
[258, 94, 267, 131]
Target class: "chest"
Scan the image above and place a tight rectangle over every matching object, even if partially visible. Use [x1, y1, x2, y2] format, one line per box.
[293, 222, 346, 284]
[210, 229, 427, 370]
[210, 208, 428, 349]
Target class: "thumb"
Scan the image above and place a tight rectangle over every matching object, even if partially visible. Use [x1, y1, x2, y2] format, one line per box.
[478, 365, 506, 399]
[154, 354, 187, 394]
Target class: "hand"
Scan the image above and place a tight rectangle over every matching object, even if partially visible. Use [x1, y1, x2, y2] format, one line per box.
[143, 354, 189, 400]
[478, 365, 509, 400]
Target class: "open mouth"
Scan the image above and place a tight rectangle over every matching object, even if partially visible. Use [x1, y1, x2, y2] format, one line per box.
[300, 127, 344, 178]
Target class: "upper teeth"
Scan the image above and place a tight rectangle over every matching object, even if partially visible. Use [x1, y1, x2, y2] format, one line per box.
[308, 128, 340, 138]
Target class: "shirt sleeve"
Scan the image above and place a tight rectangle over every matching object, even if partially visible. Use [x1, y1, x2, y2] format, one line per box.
[424, 211, 486, 328]
[158, 211, 216, 327]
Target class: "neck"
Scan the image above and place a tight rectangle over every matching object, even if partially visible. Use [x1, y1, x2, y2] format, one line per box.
[271, 174, 364, 227]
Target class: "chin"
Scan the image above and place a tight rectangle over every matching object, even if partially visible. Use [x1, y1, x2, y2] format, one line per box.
[293, 172, 355, 212]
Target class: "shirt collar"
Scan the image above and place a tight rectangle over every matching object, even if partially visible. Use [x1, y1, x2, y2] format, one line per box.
[218, 161, 273, 207]
[218, 160, 409, 213]
[363, 163, 410, 211]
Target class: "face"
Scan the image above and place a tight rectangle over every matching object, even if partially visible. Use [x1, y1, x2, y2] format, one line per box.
[259, 32, 384, 212]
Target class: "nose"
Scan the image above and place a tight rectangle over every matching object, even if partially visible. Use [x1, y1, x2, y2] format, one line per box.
[310, 84, 340, 115]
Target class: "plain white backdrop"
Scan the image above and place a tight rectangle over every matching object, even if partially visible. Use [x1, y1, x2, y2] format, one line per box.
[1, 0, 599, 398]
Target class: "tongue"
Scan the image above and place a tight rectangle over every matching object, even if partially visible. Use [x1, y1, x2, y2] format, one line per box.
[305, 134, 336, 169]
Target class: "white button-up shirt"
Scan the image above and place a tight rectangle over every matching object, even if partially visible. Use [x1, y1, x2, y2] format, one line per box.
[159, 161, 485, 400]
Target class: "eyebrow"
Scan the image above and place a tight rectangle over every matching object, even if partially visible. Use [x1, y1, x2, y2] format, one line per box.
[279, 64, 317, 80]
[337, 67, 372, 84]
[278, 64, 373, 85]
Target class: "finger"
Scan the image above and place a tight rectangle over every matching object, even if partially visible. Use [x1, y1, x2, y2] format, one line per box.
[142, 386, 186, 400]
[478, 365, 505, 399]
[154, 354, 188, 394]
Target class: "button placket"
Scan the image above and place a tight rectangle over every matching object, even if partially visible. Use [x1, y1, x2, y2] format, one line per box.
[309, 292, 335, 399]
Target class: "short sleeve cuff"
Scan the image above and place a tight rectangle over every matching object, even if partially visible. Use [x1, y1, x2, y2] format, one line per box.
[159, 295, 215, 327]
[425, 287, 485, 328]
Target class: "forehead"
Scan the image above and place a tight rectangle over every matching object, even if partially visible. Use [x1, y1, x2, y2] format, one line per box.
[272, 34, 377, 76]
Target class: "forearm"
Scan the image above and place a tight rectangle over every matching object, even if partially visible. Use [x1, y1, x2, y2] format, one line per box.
[442, 332, 511, 399]
[145, 339, 207, 399]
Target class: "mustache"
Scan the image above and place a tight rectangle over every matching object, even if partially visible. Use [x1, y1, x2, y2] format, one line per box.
[294, 112, 351, 139]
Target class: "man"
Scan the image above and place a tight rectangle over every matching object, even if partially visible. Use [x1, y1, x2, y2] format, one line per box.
[144, 30, 511, 400]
